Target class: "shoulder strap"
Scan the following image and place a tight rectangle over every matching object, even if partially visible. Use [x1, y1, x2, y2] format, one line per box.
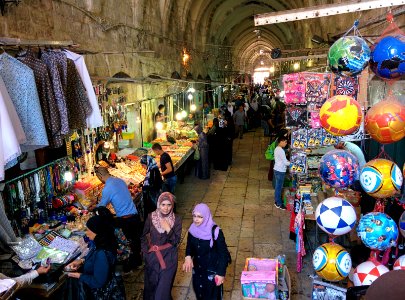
[211, 225, 218, 242]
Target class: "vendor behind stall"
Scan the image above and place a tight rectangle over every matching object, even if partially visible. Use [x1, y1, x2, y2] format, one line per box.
[155, 104, 166, 123]
[152, 143, 177, 195]
[93, 166, 142, 271]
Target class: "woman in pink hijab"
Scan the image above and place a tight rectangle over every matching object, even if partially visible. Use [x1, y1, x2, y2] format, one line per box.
[182, 203, 230, 300]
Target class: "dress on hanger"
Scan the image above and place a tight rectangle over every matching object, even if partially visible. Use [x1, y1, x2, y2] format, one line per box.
[17, 49, 63, 148]
[0, 53, 48, 152]
[64, 50, 103, 128]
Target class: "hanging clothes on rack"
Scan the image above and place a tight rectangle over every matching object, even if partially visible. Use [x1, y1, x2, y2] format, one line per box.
[0, 53, 48, 151]
[17, 48, 63, 148]
[40, 50, 70, 136]
[64, 49, 103, 128]
[0, 76, 25, 179]
[65, 58, 93, 129]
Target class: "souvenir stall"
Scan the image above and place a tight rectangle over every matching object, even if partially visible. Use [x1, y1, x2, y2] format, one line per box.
[278, 16, 405, 299]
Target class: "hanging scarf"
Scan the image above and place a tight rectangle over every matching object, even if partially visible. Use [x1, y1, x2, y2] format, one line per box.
[189, 203, 220, 247]
[141, 155, 158, 187]
[151, 192, 176, 234]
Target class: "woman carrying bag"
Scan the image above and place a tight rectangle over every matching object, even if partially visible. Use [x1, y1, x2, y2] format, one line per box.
[141, 192, 182, 300]
[140, 155, 163, 220]
[182, 203, 230, 300]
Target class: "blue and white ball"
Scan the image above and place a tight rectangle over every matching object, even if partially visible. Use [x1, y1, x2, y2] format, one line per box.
[357, 212, 398, 250]
[360, 166, 383, 194]
[315, 197, 357, 236]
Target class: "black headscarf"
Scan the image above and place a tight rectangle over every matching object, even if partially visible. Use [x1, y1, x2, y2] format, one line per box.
[86, 215, 117, 253]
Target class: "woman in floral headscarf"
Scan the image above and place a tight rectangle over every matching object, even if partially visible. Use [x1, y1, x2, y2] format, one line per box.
[141, 192, 182, 300]
[182, 203, 230, 300]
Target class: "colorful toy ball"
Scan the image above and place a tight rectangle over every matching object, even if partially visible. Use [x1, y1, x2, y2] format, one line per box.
[315, 197, 357, 236]
[320, 95, 362, 136]
[312, 243, 352, 282]
[357, 212, 398, 250]
[365, 98, 405, 144]
[360, 159, 403, 198]
[399, 211, 405, 238]
[328, 36, 371, 77]
[393, 255, 405, 270]
[319, 150, 360, 189]
[369, 35, 405, 80]
[352, 260, 389, 286]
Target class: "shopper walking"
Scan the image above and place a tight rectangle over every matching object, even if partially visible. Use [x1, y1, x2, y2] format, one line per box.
[141, 192, 182, 300]
[152, 143, 177, 194]
[195, 125, 210, 179]
[93, 166, 142, 271]
[182, 203, 229, 300]
[140, 155, 163, 219]
[273, 136, 290, 210]
[233, 105, 246, 139]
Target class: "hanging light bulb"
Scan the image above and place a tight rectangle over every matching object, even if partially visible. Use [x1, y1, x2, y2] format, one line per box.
[188, 87, 196, 93]
[176, 112, 182, 121]
[155, 122, 163, 130]
[181, 110, 188, 118]
[269, 66, 275, 73]
[188, 94, 193, 100]
[293, 62, 300, 70]
[64, 166, 73, 182]
[190, 104, 197, 112]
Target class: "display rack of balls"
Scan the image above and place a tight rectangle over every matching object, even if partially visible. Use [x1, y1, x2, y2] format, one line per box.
[365, 98, 405, 144]
[393, 255, 405, 270]
[315, 197, 357, 236]
[318, 149, 360, 189]
[328, 36, 371, 77]
[320, 95, 362, 136]
[357, 212, 398, 250]
[312, 243, 352, 282]
[360, 159, 403, 198]
[352, 260, 389, 286]
[369, 35, 405, 80]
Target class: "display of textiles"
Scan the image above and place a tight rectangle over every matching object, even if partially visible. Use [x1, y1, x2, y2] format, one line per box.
[307, 128, 323, 148]
[286, 106, 307, 127]
[291, 129, 308, 149]
[283, 73, 306, 104]
[304, 72, 331, 103]
[290, 152, 307, 174]
[332, 75, 359, 99]
[321, 129, 340, 146]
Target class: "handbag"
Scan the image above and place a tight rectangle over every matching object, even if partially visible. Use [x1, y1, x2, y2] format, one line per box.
[194, 147, 200, 160]
[91, 272, 126, 300]
[91, 251, 126, 300]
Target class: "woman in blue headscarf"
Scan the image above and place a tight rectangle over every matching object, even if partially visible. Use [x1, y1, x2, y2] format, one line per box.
[140, 155, 163, 220]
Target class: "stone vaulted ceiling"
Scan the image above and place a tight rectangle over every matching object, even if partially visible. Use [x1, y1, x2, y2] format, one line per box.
[159, 0, 330, 73]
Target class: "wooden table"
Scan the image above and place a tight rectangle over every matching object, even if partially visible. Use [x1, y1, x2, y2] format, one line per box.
[15, 273, 67, 299]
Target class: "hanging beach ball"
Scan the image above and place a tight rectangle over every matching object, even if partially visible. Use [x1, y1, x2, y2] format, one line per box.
[357, 212, 398, 250]
[328, 36, 371, 77]
[360, 159, 403, 198]
[315, 197, 357, 236]
[399, 211, 405, 238]
[352, 260, 389, 286]
[365, 98, 405, 144]
[370, 35, 405, 80]
[320, 95, 362, 136]
[319, 150, 360, 189]
[393, 255, 405, 270]
[312, 243, 352, 282]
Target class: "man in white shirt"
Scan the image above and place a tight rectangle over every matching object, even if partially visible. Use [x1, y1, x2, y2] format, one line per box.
[273, 137, 290, 210]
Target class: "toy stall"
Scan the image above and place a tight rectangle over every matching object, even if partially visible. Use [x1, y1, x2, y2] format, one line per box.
[280, 16, 405, 299]
[241, 11, 405, 300]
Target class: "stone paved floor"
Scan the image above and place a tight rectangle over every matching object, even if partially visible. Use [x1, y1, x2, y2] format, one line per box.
[124, 130, 314, 299]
